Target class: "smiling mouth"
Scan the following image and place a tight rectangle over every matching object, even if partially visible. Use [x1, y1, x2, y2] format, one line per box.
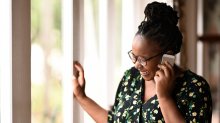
[140, 71, 149, 76]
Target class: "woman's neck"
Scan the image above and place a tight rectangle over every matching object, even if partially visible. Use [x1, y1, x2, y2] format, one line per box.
[173, 64, 186, 78]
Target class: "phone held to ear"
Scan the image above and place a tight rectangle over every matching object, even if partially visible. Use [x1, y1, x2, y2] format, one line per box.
[161, 54, 175, 66]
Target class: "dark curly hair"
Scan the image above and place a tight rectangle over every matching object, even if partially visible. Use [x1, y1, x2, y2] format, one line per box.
[136, 2, 182, 54]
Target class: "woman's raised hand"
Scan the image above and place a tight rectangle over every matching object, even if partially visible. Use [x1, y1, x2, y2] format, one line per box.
[72, 61, 108, 122]
[73, 61, 86, 101]
[154, 61, 175, 99]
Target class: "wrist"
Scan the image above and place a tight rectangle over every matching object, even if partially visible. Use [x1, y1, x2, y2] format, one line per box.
[75, 93, 87, 102]
[156, 89, 173, 100]
[157, 94, 173, 101]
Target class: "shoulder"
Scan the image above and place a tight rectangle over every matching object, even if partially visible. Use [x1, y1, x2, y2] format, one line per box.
[175, 69, 212, 99]
[176, 70, 212, 122]
[120, 67, 140, 81]
[177, 70, 212, 99]
[124, 67, 139, 75]
[184, 70, 210, 89]
[117, 67, 142, 91]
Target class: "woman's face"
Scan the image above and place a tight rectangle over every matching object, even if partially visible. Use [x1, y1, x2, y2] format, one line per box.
[131, 34, 163, 81]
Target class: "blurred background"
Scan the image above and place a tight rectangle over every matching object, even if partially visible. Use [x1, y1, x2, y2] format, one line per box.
[0, 0, 219, 123]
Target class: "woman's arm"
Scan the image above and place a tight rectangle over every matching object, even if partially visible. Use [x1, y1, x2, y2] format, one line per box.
[75, 95, 108, 123]
[155, 61, 212, 122]
[73, 61, 108, 123]
[158, 96, 184, 123]
[155, 61, 184, 122]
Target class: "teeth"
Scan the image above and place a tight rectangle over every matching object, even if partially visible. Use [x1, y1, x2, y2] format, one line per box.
[140, 71, 148, 76]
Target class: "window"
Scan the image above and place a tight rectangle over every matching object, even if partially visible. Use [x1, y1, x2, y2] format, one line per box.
[197, 0, 220, 122]
[1, 0, 187, 123]
[0, 0, 12, 122]
[1, 0, 31, 123]
[31, 0, 63, 122]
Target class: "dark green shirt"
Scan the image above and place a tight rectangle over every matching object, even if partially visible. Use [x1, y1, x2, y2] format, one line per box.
[108, 67, 212, 123]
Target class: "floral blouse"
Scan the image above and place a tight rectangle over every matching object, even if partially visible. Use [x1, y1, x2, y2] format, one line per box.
[108, 67, 212, 123]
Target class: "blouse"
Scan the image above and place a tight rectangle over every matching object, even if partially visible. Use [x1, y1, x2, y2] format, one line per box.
[108, 67, 212, 123]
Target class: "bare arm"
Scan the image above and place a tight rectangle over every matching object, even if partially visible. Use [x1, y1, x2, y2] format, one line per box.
[155, 61, 184, 122]
[73, 61, 108, 123]
[158, 97, 184, 123]
[75, 96, 108, 123]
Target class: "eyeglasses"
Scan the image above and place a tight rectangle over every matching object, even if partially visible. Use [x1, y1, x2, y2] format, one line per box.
[128, 50, 164, 66]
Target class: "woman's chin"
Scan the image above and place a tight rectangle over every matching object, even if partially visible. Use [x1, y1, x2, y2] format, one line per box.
[141, 74, 154, 81]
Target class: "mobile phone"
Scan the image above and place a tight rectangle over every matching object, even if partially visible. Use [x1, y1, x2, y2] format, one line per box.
[161, 54, 175, 66]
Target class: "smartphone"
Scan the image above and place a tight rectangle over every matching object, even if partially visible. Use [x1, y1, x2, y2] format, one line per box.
[161, 54, 175, 66]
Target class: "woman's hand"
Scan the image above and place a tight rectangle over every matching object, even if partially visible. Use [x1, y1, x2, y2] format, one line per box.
[72, 61, 108, 122]
[73, 61, 86, 101]
[154, 62, 185, 123]
[154, 61, 175, 99]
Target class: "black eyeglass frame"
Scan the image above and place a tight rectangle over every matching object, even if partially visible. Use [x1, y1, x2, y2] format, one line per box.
[128, 50, 166, 66]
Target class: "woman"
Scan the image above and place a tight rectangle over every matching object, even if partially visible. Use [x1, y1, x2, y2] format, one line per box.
[73, 1, 212, 123]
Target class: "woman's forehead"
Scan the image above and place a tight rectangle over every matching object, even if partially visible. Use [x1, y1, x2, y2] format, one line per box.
[132, 35, 161, 54]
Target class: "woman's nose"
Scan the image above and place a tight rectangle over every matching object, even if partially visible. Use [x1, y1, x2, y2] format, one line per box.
[134, 61, 143, 70]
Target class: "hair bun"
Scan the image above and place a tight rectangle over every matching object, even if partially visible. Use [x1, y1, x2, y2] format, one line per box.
[144, 2, 178, 26]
